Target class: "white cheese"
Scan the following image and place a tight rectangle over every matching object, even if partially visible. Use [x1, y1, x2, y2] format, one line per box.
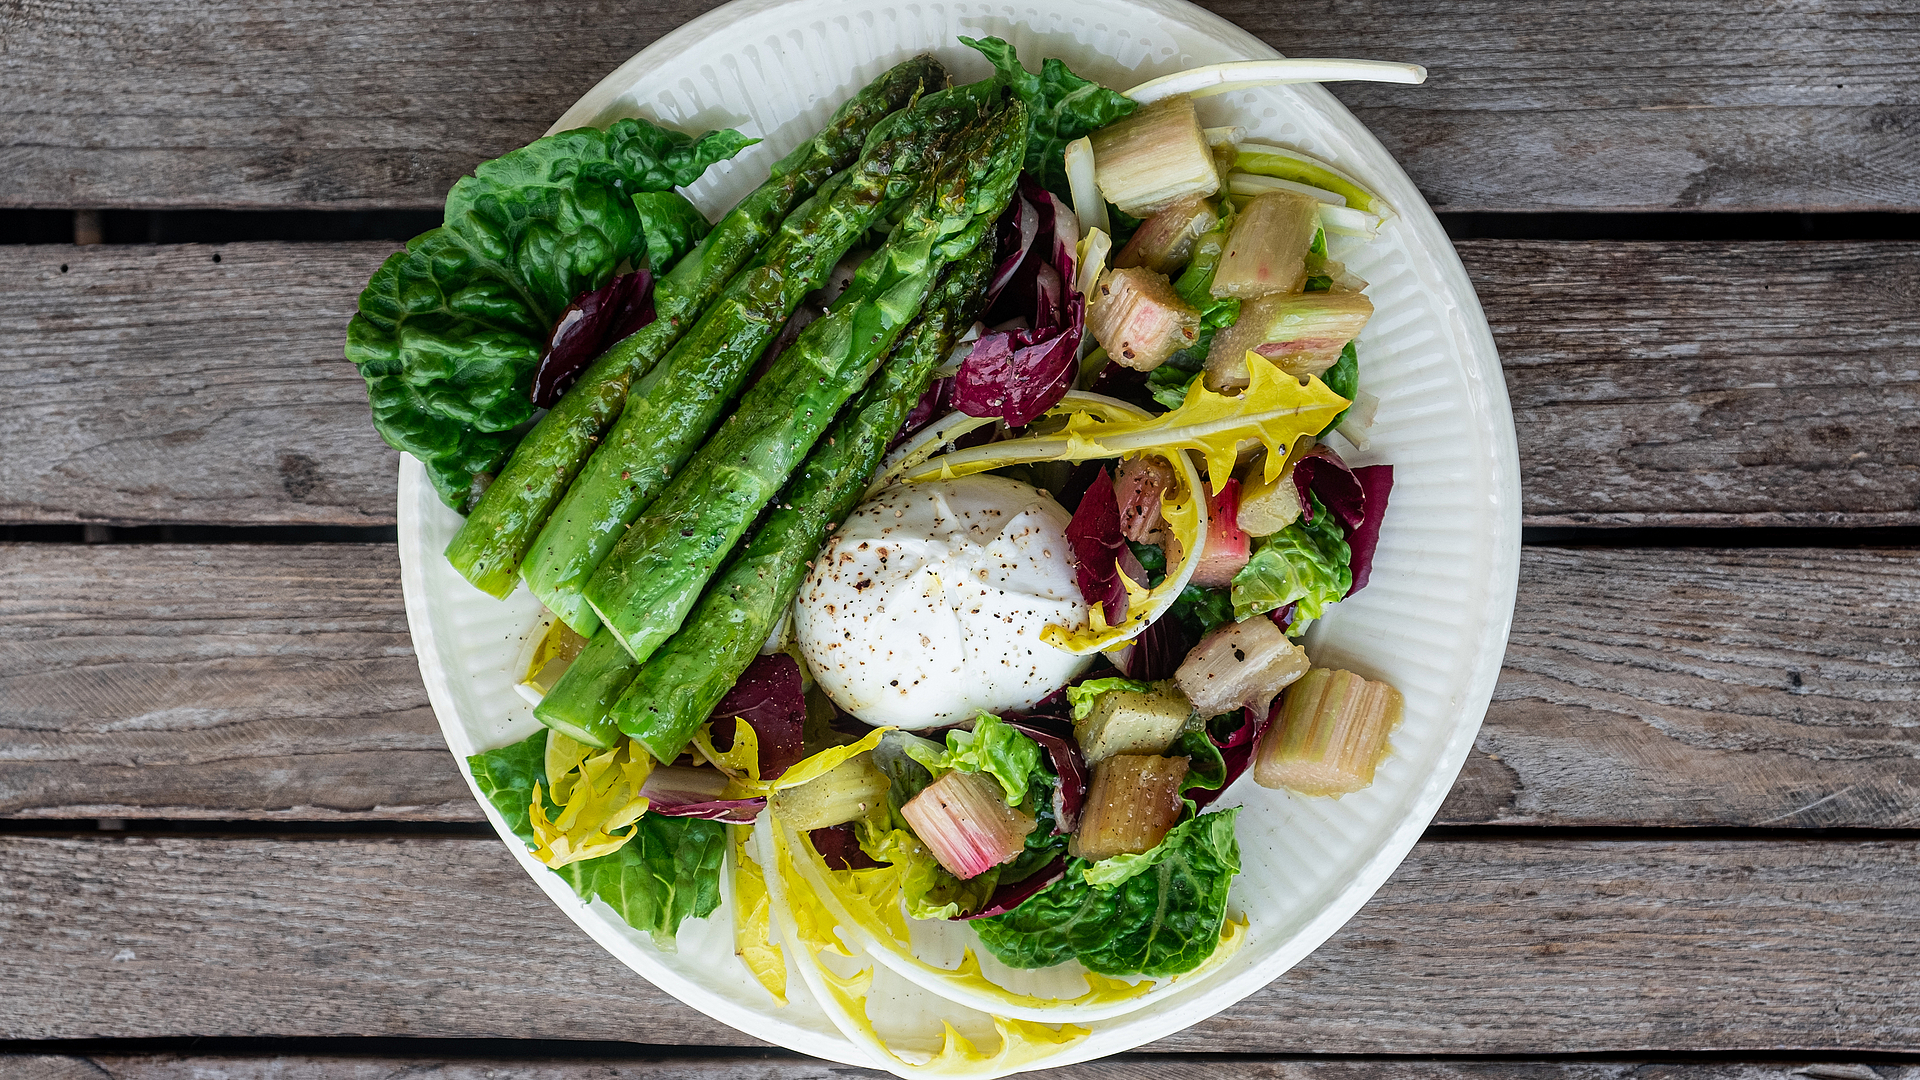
[794, 476, 1091, 729]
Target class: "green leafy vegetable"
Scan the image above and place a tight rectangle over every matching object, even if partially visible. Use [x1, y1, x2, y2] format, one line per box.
[468, 729, 727, 946]
[632, 191, 714, 272]
[1066, 677, 1154, 721]
[973, 808, 1241, 976]
[1317, 341, 1360, 434]
[1230, 492, 1353, 630]
[1170, 583, 1235, 637]
[346, 117, 752, 507]
[863, 822, 1001, 920]
[902, 713, 1046, 806]
[960, 36, 1136, 199]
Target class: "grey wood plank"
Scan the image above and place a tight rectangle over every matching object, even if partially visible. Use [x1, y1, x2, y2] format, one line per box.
[2, 835, 1914, 1052]
[9, 1054, 1917, 1080]
[4, 542, 1914, 827]
[4, 240, 1917, 528]
[2, 0, 1914, 211]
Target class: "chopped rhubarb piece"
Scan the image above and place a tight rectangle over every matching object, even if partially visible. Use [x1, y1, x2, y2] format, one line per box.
[1175, 616, 1310, 717]
[1210, 190, 1319, 300]
[1114, 455, 1174, 545]
[899, 769, 1035, 879]
[1087, 267, 1201, 372]
[1114, 195, 1220, 276]
[1072, 754, 1190, 861]
[1073, 680, 1192, 766]
[1254, 668, 1404, 796]
[1205, 290, 1374, 391]
[1188, 479, 1250, 588]
[1090, 95, 1220, 217]
[1236, 455, 1303, 536]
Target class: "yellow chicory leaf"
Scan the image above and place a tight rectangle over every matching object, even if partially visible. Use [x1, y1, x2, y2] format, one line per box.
[529, 737, 653, 869]
[695, 720, 890, 798]
[693, 716, 764, 782]
[731, 825, 787, 1006]
[906, 358, 1349, 494]
[1040, 446, 1203, 654]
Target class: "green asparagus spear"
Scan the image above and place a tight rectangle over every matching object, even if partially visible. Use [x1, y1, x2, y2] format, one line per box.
[520, 78, 1005, 633]
[531, 626, 638, 748]
[614, 242, 998, 762]
[444, 55, 945, 598]
[583, 99, 1028, 665]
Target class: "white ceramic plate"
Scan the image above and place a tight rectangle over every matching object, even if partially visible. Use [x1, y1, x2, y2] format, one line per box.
[399, 0, 1519, 1071]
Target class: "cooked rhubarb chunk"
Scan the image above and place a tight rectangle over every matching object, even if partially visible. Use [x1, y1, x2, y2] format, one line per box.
[1204, 291, 1374, 391]
[1211, 190, 1319, 300]
[1113, 195, 1220, 275]
[1114, 455, 1175, 544]
[1254, 668, 1404, 796]
[1074, 680, 1193, 765]
[1175, 616, 1310, 717]
[1188, 478, 1251, 588]
[899, 769, 1035, 879]
[1072, 754, 1190, 861]
[1090, 95, 1220, 217]
[1088, 267, 1201, 372]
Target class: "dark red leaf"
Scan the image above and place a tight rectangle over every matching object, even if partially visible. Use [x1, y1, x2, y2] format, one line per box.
[1346, 465, 1393, 594]
[893, 375, 955, 448]
[1291, 445, 1366, 530]
[647, 797, 766, 823]
[1064, 467, 1130, 625]
[811, 825, 885, 870]
[709, 652, 807, 781]
[1003, 717, 1087, 834]
[531, 269, 654, 407]
[954, 176, 1087, 428]
[1188, 704, 1276, 812]
[1126, 613, 1192, 681]
[958, 856, 1066, 920]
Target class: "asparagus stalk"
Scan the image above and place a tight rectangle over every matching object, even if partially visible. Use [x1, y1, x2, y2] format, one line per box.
[442, 55, 945, 598]
[610, 241, 996, 763]
[586, 99, 1028, 667]
[520, 78, 1004, 633]
[532, 625, 640, 748]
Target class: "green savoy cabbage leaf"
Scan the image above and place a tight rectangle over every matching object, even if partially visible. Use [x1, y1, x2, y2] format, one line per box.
[959, 36, 1137, 201]
[468, 729, 727, 947]
[972, 808, 1241, 976]
[901, 712, 1045, 805]
[1230, 492, 1353, 630]
[347, 118, 749, 507]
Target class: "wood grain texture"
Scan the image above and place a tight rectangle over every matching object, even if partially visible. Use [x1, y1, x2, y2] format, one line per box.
[8, 1056, 1918, 1080]
[4, 240, 1916, 528]
[1, 0, 1914, 211]
[2, 835, 1915, 1052]
[5, 542, 1914, 827]
[1480, 241, 1920, 527]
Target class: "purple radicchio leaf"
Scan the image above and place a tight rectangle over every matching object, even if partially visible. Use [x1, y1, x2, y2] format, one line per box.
[1125, 611, 1193, 682]
[638, 765, 766, 823]
[953, 178, 1086, 427]
[1290, 446, 1394, 597]
[1064, 466, 1132, 625]
[1346, 464, 1393, 594]
[531, 269, 655, 407]
[1188, 703, 1277, 812]
[959, 856, 1066, 920]
[709, 652, 807, 781]
[1002, 716, 1087, 835]
[892, 374, 955, 449]
[811, 825, 885, 870]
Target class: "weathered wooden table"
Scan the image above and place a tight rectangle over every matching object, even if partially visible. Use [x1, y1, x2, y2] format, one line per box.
[4, 2, 1917, 1077]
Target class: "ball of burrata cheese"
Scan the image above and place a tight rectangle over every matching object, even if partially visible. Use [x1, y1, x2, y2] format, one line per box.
[794, 475, 1092, 729]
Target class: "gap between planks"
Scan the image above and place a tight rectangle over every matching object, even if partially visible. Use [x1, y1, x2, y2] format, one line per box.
[1, 239, 1915, 528]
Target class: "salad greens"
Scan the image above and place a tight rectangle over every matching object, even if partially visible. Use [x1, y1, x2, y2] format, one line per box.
[961, 36, 1137, 201]
[1318, 341, 1361, 435]
[1066, 677, 1154, 720]
[901, 713, 1047, 806]
[469, 729, 726, 946]
[1231, 492, 1354, 629]
[973, 808, 1240, 976]
[347, 118, 751, 506]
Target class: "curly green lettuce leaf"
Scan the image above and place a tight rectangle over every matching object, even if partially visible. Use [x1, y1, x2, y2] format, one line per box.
[960, 36, 1137, 200]
[973, 807, 1241, 976]
[468, 729, 726, 947]
[347, 117, 751, 508]
[1230, 492, 1353, 629]
[901, 713, 1045, 805]
[1066, 677, 1154, 721]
